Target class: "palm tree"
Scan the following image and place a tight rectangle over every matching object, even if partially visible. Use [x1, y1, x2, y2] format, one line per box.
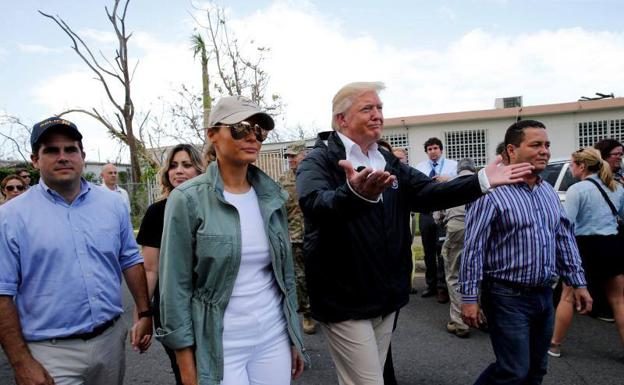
[191, 33, 211, 132]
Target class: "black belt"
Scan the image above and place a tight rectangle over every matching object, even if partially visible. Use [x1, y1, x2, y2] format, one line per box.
[485, 277, 551, 293]
[56, 315, 121, 341]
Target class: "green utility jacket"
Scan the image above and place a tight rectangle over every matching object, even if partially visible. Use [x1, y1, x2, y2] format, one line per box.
[156, 162, 304, 385]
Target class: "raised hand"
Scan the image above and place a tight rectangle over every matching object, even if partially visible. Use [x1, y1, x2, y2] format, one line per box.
[484, 155, 534, 187]
[338, 160, 396, 200]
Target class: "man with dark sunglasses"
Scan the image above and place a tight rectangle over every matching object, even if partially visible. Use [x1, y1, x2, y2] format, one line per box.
[15, 168, 32, 189]
[0, 117, 152, 385]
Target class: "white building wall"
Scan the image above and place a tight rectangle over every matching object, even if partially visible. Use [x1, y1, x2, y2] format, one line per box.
[386, 108, 624, 167]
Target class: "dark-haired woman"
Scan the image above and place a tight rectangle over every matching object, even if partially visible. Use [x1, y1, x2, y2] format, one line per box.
[158, 97, 304, 385]
[135, 143, 204, 383]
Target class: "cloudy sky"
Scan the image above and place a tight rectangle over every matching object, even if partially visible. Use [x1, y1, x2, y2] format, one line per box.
[1, 0, 623, 162]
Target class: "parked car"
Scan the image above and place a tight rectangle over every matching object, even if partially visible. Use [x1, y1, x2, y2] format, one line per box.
[540, 158, 577, 202]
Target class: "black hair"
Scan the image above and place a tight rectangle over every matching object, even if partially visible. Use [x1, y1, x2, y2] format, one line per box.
[504, 119, 546, 148]
[423, 137, 443, 152]
[594, 138, 623, 161]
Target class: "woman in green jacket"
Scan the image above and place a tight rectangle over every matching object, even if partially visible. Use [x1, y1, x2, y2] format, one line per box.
[157, 96, 305, 385]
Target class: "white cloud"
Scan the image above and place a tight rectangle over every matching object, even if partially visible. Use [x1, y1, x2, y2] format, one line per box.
[28, 1, 624, 161]
[232, 3, 624, 126]
[17, 44, 64, 54]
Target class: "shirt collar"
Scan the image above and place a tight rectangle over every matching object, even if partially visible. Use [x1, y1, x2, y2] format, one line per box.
[430, 157, 444, 167]
[39, 177, 91, 204]
[336, 131, 379, 157]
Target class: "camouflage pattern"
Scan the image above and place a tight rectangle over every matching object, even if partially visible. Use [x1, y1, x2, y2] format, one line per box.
[278, 167, 310, 315]
[284, 141, 307, 156]
[291, 243, 311, 316]
[278, 168, 304, 243]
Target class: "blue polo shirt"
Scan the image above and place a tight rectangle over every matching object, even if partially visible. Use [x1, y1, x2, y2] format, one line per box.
[0, 179, 142, 341]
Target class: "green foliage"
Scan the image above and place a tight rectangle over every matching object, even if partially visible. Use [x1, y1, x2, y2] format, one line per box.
[83, 172, 97, 182]
[0, 166, 39, 185]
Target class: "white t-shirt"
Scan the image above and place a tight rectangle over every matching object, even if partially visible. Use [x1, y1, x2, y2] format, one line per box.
[222, 187, 286, 340]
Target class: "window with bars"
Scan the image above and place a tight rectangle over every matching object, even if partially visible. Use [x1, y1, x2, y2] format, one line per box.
[577, 119, 624, 147]
[382, 133, 410, 160]
[444, 129, 488, 167]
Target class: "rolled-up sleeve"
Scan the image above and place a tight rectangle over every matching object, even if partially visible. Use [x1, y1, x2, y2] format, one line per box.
[0, 213, 20, 296]
[118, 204, 143, 270]
[156, 189, 196, 350]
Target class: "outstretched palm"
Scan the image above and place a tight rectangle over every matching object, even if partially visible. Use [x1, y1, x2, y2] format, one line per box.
[484, 156, 534, 187]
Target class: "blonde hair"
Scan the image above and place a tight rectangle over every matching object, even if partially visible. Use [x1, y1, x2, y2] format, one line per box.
[331, 81, 385, 131]
[572, 147, 617, 191]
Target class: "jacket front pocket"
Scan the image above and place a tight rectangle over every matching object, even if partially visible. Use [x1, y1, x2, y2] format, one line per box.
[194, 234, 234, 300]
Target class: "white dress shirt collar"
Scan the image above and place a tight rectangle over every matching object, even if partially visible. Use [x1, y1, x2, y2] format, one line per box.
[336, 131, 386, 172]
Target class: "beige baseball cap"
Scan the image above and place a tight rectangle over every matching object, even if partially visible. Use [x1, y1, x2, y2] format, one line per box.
[208, 96, 275, 130]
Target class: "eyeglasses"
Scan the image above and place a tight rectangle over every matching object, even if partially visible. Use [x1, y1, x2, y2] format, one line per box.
[5, 185, 25, 192]
[214, 121, 269, 143]
[19, 174, 31, 179]
[609, 151, 623, 157]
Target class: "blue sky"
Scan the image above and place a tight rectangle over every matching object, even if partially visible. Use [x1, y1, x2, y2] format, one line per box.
[1, 0, 623, 162]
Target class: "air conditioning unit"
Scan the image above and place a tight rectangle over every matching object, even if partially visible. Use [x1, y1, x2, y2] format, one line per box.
[495, 96, 523, 109]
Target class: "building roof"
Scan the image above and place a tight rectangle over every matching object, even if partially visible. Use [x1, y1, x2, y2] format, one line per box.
[385, 97, 624, 127]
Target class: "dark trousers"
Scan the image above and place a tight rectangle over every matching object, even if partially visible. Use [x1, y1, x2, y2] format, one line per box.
[419, 213, 446, 290]
[476, 281, 554, 385]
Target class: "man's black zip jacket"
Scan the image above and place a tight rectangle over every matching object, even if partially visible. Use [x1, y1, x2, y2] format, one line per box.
[296, 131, 483, 323]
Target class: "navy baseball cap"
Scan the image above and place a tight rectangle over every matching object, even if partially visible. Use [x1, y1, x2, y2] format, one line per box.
[31, 117, 83, 152]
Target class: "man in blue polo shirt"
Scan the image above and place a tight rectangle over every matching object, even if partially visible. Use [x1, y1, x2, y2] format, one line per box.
[0, 117, 152, 385]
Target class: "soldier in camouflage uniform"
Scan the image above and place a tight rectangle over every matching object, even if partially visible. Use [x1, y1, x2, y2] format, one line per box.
[278, 141, 317, 334]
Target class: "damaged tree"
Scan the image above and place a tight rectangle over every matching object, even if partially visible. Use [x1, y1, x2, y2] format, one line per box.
[39, 0, 155, 182]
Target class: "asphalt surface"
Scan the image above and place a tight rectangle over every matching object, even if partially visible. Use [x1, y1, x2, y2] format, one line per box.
[2, 276, 623, 384]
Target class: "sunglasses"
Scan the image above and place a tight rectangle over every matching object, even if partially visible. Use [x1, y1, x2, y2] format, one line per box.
[214, 121, 270, 143]
[5, 185, 25, 192]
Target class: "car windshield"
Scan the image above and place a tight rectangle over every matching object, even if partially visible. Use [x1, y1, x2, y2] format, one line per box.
[540, 163, 563, 188]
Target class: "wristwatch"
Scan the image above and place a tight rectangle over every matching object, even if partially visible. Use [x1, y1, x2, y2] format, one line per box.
[138, 309, 154, 319]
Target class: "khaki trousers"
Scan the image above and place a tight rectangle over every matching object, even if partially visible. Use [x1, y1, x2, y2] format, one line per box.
[28, 317, 127, 385]
[320, 312, 395, 385]
[442, 227, 469, 330]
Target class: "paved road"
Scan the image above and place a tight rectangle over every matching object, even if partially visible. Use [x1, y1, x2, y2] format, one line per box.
[2, 276, 623, 384]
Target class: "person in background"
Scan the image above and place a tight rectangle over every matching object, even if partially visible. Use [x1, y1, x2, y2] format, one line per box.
[549, 147, 624, 357]
[588, 139, 624, 321]
[15, 168, 32, 189]
[415, 137, 457, 303]
[136, 143, 204, 384]
[0, 116, 151, 385]
[460, 119, 591, 385]
[495, 141, 509, 165]
[392, 147, 408, 164]
[158, 96, 304, 385]
[595, 138, 624, 185]
[278, 141, 316, 335]
[101, 163, 131, 213]
[1, 175, 27, 203]
[436, 158, 476, 338]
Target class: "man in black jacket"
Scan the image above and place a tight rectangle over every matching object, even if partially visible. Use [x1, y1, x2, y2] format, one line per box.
[296, 81, 533, 385]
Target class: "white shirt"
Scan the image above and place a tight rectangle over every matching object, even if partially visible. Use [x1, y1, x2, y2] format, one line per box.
[415, 157, 458, 177]
[336, 132, 387, 202]
[100, 184, 131, 213]
[222, 187, 285, 339]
